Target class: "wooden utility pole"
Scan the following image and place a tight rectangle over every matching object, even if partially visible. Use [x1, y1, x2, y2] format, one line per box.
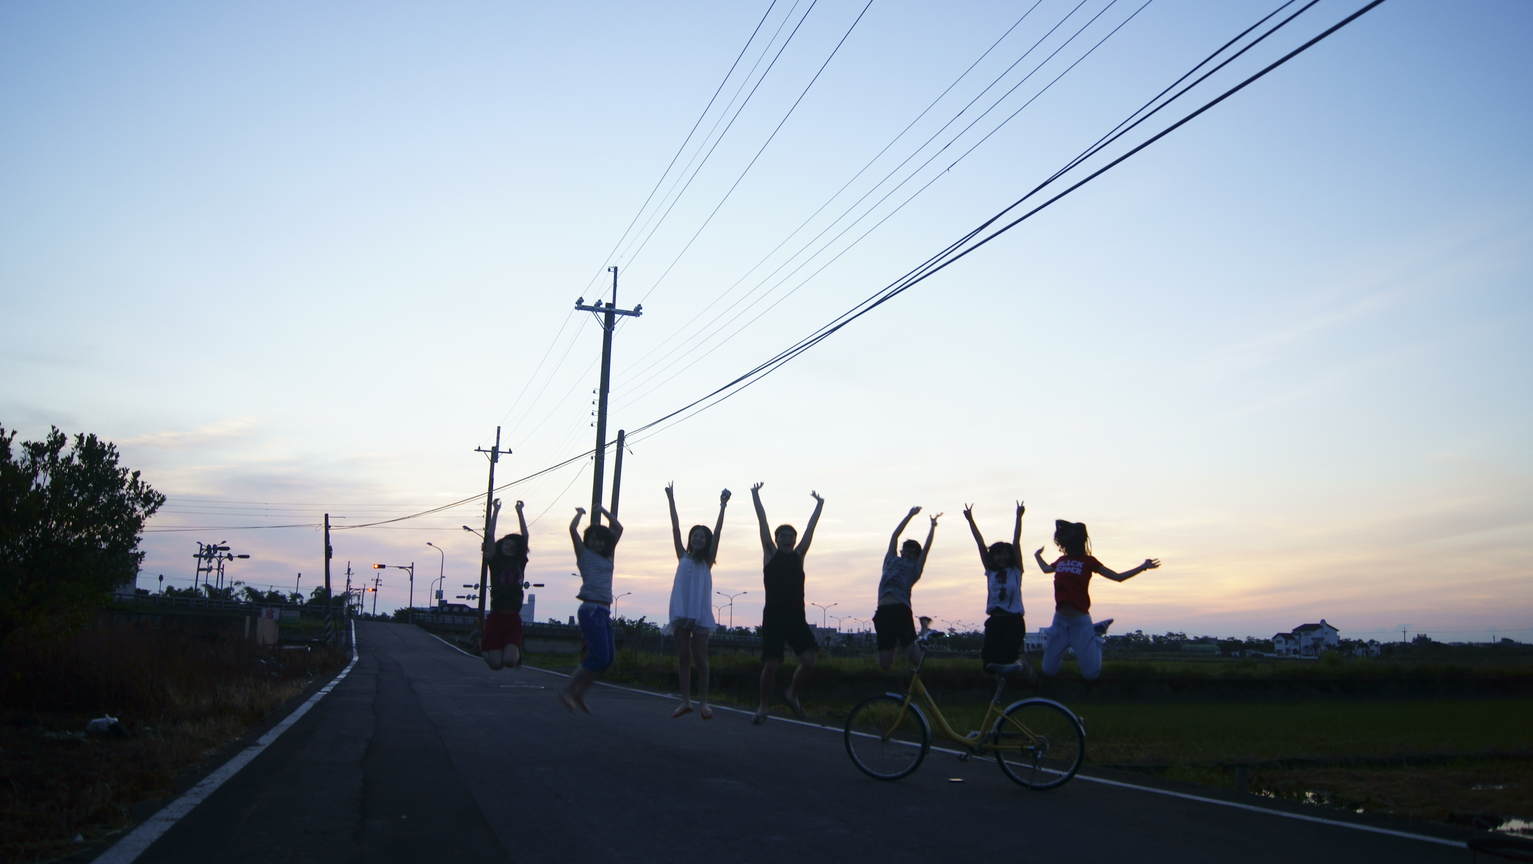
[575, 267, 642, 526]
[323, 514, 334, 645]
[475, 427, 512, 624]
[610, 429, 627, 518]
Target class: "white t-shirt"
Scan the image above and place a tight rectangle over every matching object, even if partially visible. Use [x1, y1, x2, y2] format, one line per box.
[985, 566, 1023, 615]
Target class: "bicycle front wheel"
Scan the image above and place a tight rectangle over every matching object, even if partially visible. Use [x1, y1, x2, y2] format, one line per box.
[992, 699, 1084, 790]
[844, 694, 931, 780]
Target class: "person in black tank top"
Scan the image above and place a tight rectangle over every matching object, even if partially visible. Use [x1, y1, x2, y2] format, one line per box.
[481, 499, 529, 671]
[750, 483, 825, 725]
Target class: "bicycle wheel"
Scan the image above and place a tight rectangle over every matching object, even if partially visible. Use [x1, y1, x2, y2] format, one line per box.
[844, 694, 930, 780]
[992, 699, 1084, 790]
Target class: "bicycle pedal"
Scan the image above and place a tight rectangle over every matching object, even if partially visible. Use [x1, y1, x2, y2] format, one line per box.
[956, 752, 971, 763]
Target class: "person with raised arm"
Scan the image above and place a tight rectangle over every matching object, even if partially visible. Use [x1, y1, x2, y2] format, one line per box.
[557, 505, 623, 713]
[664, 482, 730, 719]
[873, 507, 940, 671]
[750, 482, 824, 725]
[963, 501, 1036, 684]
[481, 498, 530, 671]
[1035, 520, 1159, 681]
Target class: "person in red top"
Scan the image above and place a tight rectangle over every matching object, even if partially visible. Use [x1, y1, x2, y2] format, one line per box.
[1033, 520, 1159, 680]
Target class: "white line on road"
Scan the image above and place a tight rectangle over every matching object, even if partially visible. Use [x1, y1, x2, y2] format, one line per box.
[93, 621, 361, 864]
[420, 629, 1468, 851]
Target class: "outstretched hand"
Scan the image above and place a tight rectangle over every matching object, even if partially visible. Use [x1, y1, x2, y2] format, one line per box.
[907, 506, 922, 518]
[665, 481, 675, 498]
[1143, 558, 1161, 571]
[1036, 547, 1046, 557]
[720, 488, 732, 504]
[514, 500, 524, 512]
[751, 482, 764, 493]
[575, 507, 587, 516]
[963, 504, 975, 521]
[810, 490, 824, 503]
[930, 512, 942, 526]
[1016, 500, 1026, 517]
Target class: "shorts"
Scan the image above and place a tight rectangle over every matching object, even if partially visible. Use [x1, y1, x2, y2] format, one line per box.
[760, 609, 817, 661]
[873, 604, 917, 651]
[577, 602, 615, 673]
[481, 611, 524, 653]
[981, 611, 1026, 666]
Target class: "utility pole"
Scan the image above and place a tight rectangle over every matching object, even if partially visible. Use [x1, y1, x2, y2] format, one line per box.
[371, 571, 382, 617]
[475, 427, 512, 626]
[575, 267, 642, 526]
[323, 514, 334, 646]
[610, 429, 626, 518]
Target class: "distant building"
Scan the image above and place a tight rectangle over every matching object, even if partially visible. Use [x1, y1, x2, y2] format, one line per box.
[1272, 620, 1340, 656]
[1025, 629, 1048, 653]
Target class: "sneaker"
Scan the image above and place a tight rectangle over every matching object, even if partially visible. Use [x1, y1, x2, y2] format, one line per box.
[1093, 618, 1114, 638]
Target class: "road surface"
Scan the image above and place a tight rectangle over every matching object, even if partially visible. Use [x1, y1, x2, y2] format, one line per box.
[120, 621, 1472, 863]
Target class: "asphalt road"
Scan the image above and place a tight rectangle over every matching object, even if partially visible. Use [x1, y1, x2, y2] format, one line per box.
[124, 621, 1473, 864]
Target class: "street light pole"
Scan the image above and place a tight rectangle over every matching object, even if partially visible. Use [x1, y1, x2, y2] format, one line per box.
[810, 601, 837, 629]
[426, 542, 445, 608]
[716, 590, 747, 630]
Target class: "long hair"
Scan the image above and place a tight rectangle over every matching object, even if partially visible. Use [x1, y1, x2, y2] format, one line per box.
[1054, 520, 1091, 557]
[583, 524, 618, 558]
[496, 533, 529, 566]
[686, 524, 713, 562]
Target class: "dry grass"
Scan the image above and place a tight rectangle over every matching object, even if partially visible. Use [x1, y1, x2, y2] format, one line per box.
[0, 621, 346, 864]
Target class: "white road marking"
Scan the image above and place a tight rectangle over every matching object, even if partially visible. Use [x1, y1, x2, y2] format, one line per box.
[93, 621, 361, 864]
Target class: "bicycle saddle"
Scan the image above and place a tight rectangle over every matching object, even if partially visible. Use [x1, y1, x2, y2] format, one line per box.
[985, 663, 1026, 677]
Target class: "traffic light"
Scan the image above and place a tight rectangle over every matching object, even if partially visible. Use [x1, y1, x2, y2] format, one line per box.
[373, 564, 385, 569]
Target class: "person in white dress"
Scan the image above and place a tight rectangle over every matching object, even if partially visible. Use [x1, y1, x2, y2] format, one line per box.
[664, 483, 730, 719]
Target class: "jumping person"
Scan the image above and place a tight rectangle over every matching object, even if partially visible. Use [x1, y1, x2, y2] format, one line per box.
[481, 498, 529, 671]
[750, 482, 824, 725]
[1035, 520, 1158, 681]
[874, 507, 939, 671]
[558, 505, 623, 713]
[963, 501, 1036, 684]
[664, 483, 730, 719]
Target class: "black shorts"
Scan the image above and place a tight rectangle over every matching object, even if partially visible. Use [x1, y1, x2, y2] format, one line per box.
[873, 604, 917, 651]
[982, 611, 1026, 666]
[760, 609, 817, 661]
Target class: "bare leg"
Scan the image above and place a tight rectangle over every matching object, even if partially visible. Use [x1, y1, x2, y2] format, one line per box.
[562, 666, 599, 713]
[674, 628, 694, 716]
[905, 641, 924, 668]
[693, 630, 712, 716]
[504, 644, 521, 668]
[877, 649, 895, 671]
[483, 649, 504, 671]
[755, 658, 780, 724]
[785, 649, 815, 719]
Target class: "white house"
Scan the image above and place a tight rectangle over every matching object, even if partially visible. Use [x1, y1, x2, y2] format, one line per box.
[1025, 629, 1048, 653]
[1272, 620, 1340, 656]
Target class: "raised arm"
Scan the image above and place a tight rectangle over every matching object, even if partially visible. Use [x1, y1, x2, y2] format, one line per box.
[963, 505, 992, 570]
[887, 507, 921, 558]
[751, 483, 773, 559]
[599, 507, 623, 544]
[796, 491, 825, 558]
[1012, 501, 1025, 573]
[709, 488, 730, 567]
[483, 498, 503, 563]
[913, 512, 941, 579]
[1033, 547, 1056, 573]
[665, 482, 685, 560]
[569, 508, 586, 558]
[1095, 558, 1161, 583]
[515, 500, 528, 548]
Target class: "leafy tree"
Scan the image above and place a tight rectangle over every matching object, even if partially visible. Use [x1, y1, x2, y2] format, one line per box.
[0, 425, 164, 642]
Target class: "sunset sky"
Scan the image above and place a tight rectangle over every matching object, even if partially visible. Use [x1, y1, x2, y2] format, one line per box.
[3, 0, 1529, 643]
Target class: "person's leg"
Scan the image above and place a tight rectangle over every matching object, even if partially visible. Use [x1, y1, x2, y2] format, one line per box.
[693, 630, 712, 717]
[756, 658, 780, 722]
[563, 605, 613, 711]
[483, 648, 504, 670]
[1071, 615, 1102, 680]
[674, 627, 695, 716]
[787, 648, 815, 709]
[1041, 614, 1070, 677]
[504, 643, 521, 668]
[874, 607, 896, 670]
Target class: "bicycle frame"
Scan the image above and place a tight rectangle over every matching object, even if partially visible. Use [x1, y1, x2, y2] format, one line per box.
[883, 646, 1077, 755]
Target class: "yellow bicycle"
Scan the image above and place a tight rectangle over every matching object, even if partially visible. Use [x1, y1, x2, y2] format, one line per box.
[843, 631, 1085, 789]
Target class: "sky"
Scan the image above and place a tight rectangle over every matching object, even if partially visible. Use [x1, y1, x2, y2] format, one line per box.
[2, 0, 1529, 643]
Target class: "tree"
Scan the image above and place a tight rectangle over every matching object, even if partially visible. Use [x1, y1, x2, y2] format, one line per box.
[0, 425, 164, 642]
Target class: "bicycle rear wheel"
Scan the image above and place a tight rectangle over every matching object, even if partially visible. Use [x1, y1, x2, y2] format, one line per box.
[992, 699, 1084, 790]
[844, 694, 930, 780]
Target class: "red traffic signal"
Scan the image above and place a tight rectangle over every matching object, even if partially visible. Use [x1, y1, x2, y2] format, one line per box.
[372, 564, 385, 569]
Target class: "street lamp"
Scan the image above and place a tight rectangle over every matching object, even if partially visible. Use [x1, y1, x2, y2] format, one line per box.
[716, 590, 747, 630]
[426, 542, 445, 608]
[830, 613, 848, 632]
[462, 525, 483, 538]
[809, 601, 838, 629]
[295, 573, 302, 600]
[612, 592, 631, 616]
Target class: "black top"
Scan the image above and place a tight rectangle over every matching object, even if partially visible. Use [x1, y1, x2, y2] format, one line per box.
[763, 549, 805, 614]
[488, 551, 526, 613]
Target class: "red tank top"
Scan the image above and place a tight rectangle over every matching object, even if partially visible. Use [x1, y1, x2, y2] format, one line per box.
[1053, 555, 1101, 613]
